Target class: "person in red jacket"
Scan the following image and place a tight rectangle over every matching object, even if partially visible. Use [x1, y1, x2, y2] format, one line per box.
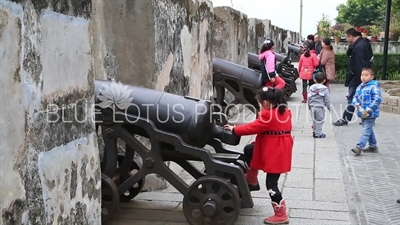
[224, 87, 293, 224]
[298, 42, 320, 103]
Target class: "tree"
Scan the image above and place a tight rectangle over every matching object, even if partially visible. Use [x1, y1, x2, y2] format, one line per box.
[336, 0, 384, 26]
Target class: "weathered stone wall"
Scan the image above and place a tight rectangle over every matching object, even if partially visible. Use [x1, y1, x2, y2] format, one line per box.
[92, 0, 214, 100]
[381, 93, 400, 114]
[0, 1, 100, 224]
[212, 6, 248, 66]
[248, 18, 302, 55]
[334, 42, 400, 54]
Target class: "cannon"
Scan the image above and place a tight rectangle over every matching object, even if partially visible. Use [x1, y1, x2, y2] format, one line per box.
[288, 43, 304, 60]
[95, 79, 254, 225]
[246, 52, 298, 98]
[212, 58, 264, 118]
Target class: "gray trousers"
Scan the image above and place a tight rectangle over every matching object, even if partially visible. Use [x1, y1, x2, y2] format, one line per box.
[311, 107, 326, 136]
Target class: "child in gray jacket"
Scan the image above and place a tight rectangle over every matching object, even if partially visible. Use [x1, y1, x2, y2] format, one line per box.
[308, 72, 331, 138]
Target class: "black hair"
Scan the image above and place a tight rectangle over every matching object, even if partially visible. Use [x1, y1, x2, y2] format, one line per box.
[362, 68, 375, 76]
[307, 34, 315, 41]
[260, 39, 275, 54]
[345, 28, 362, 37]
[314, 72, 326, 83]
[322, 38, 333, 50]
[304, 42, 315, 57]
[255, 87, 288, 115]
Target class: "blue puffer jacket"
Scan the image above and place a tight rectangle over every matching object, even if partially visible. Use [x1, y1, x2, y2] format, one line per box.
[351, 80, 382, 118]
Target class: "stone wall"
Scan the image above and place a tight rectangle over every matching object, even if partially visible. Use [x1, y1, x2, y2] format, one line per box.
[334, 42, 400, 54]
[381, 94, 400, 114]
[0, 0, 100, 225]
[248, 18, 301, 56]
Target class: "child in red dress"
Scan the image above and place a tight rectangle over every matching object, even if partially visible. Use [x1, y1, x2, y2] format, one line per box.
[224, 87, 293, 224]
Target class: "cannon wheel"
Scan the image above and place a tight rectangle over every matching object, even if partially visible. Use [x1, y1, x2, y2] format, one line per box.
[117, 154, 146, 202]
[183, 176, 240, 225]
[101, 173, 119, 223]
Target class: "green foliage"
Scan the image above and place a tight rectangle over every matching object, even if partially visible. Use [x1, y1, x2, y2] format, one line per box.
[336, 0, 385, 26]
[317, 14, 333, 37]
[334, 53, 400, 80]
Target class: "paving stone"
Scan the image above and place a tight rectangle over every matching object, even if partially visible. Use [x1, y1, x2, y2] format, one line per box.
[288, 199, 349, 212]
[119, 199, 180, 211]
[315, 161, 343, 179]
[292, 152, 314, 169]
[288, 218, 352, 225]
[282, 187, 313, 201]
[292, 139, 315, 154]
[110, 208, 187, 223]
[285, 168, 314, 188]
[290, 209, 351, 221]
[315, 179, 347, 203]
[315, 147, 340, 162]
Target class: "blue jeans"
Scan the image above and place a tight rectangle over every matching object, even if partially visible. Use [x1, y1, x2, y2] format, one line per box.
[342, 86, 357, 122]
[357, 118, 377, 148]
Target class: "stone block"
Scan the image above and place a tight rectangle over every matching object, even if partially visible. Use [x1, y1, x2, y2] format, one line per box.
[282, 187, 313, 201]
[315, 161, 343, 179]
[388, 96, 399, 106]
[289, 199, 349, 211]
[41, 11, 91, 99]
[292, 153, 314, 169]
[285, 168, 314, 188]
[38, 134, 101, 223]
[293, 139, 315, 154]
[315, 179, 347, 202]
[381, 104, 393, 113]
[392, 106, 400, 114]
[381, 94, 389, 104]
[290, 209, 351, 221]
[315, 147, 340, 162]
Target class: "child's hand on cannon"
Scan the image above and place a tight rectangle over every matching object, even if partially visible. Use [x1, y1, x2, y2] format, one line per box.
[224, 124, 235, 130]
[354, 102, 360, 108]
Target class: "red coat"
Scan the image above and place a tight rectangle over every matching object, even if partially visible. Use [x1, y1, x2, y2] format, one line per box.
[234, 108, 293, 173]
[265, 76, 285, 90]
[298, 50, 319, 80]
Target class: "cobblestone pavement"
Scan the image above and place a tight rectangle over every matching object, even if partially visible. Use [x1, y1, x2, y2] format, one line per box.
[105, 80, 360, 225]
[330, 84, 400, 225]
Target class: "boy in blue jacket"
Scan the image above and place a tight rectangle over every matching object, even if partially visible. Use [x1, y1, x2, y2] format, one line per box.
[351, 68, 382, 156]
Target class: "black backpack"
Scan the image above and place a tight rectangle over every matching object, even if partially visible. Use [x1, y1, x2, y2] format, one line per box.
[260, 59, 271, 85]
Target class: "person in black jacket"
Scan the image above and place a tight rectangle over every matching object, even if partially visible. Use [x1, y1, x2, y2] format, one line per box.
[333, 28, 373, 126]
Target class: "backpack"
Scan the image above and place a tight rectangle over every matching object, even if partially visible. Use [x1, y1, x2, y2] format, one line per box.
[260, 59, 271, 85]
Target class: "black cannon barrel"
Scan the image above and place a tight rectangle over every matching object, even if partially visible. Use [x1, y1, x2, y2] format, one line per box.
[247, 52, 290, 72]
[213, 58, 262, 89]
[288, 44, 302, 54]
[94, 79, 240, 147]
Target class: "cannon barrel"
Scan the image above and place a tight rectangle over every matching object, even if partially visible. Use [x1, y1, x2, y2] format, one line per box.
[288, 44, 302, 54]
[213, 58, 262, 89]
[94, 79, 240, 147]
[248, 52, 290, 72]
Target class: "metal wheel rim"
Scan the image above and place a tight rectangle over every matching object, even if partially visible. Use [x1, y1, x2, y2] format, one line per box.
[101, 173, 119, 223]
[183, 176, 240, 225]
[117, 154, 145, 202]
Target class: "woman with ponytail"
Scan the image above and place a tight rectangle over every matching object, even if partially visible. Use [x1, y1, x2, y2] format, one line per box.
[224, 87, 293, 224]
[298, 42, 319, 103]
[319, 38, 336, 91]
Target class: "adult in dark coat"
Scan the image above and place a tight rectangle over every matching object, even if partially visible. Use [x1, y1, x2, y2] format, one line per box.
[333, 28, 373, 126]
